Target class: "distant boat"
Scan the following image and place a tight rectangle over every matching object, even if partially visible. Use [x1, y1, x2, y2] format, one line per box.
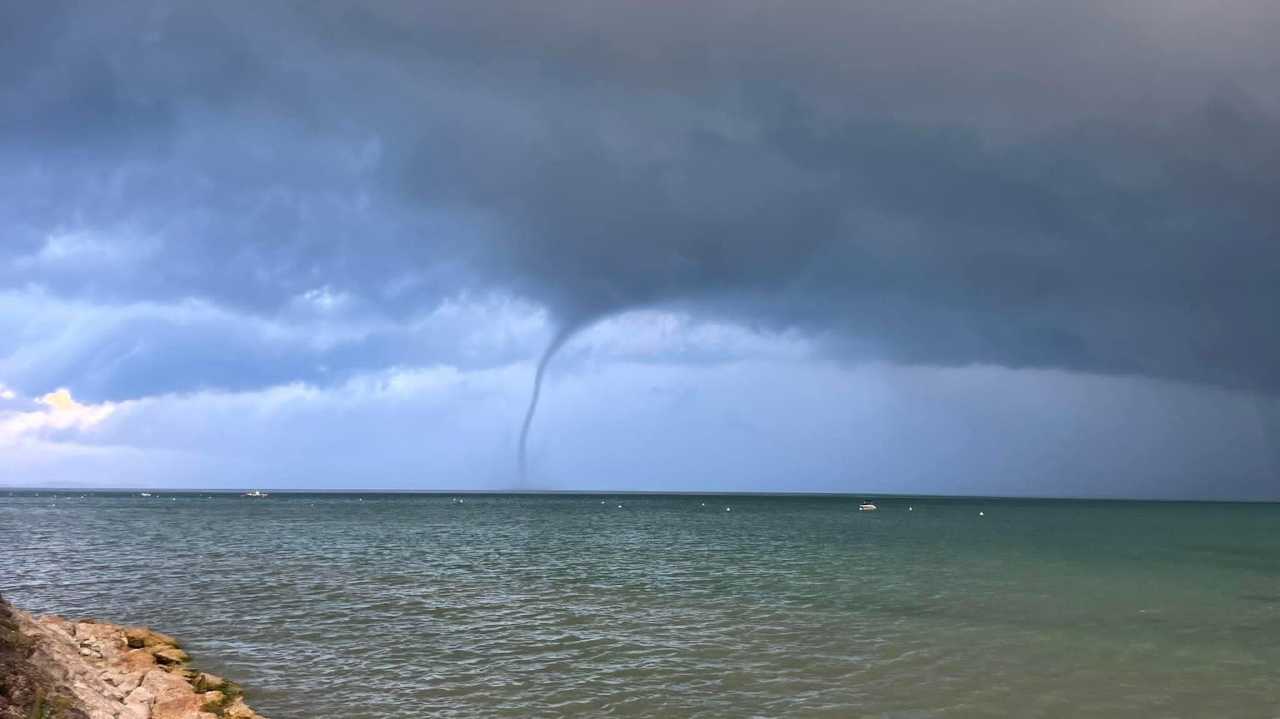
[858, 502, 878, 511]
[243, 490, 270, 498]
[139, 492, 153, 498]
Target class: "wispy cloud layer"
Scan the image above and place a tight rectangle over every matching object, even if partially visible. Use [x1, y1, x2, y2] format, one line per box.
[3, 356, 1276, 500]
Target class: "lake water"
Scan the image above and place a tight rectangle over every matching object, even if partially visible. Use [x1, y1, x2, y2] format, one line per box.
[2, 492, 1278, 717]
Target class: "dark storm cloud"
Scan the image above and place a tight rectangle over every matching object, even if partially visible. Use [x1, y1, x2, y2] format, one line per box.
[3, 0, 1279, 396]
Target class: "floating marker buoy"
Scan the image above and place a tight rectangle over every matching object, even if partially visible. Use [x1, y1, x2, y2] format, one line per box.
[725, 507, 732, 512]
[617, 504, 623, 508]
[909, 507, 913, 511]
[979, 511, 984, 516]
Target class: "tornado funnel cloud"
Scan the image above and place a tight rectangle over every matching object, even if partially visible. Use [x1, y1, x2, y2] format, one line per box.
[518, 323, 581, 483]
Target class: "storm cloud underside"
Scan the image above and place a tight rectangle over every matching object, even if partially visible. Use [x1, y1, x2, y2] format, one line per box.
[2, 1, 1280, 496]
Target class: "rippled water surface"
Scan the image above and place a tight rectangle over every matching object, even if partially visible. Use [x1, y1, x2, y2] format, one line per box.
[2, 493, 1279, 717]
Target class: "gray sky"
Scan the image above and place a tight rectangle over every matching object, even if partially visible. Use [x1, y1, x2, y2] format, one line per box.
[2, 1, 1278, 498]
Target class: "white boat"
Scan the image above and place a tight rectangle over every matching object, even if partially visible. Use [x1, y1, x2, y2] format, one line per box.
[139, 492, 153, 498]
[858, 502, 878, 511]
[243, 490, 270, 498]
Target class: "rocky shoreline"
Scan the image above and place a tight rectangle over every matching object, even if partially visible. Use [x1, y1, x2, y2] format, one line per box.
[1, 595, 264, 719]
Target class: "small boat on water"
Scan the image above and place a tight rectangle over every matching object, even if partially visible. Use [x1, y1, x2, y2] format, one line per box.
[243, 490, 270, 498]
[858, 501, 878, 511]
[139, 492, 153, 498]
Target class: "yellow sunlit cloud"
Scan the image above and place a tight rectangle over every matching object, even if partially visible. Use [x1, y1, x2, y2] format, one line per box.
[0, 387, 116, 441]
[39, 388, 80, 411]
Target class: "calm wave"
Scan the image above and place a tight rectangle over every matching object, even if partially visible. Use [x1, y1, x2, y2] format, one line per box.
[2, 493, 1278, 717]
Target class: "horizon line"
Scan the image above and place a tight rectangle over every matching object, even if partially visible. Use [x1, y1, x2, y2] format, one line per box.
[2, 487, 1276, 504]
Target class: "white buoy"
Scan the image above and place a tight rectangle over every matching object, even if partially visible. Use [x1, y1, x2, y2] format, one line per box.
[908, 506, 913, 511]
[617, 504, 623, 508]
[979, 511, 985, 516]
[725, 507, 732, 512]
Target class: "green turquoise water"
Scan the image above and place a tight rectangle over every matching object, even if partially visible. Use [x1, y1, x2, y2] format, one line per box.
[2, 492, 1278, 717]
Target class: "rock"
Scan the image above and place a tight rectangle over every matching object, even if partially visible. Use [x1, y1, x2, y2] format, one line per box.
[150, 694, 201, 719]
[118, 705, 150, 719]
[146, 669, 212, 719]
[36, 615, 75, 635]
[1, 598, 89, 719]
[195, 673, 226, 692]
[222, 698, 262, 719]
[142, 668, 193, 698]
[107, 669, 144, 696]
[124, 684, 155, 708]
[124, 628, 148, 648]
[125, 628, 181, 650]
[122, 649, 158, 673]
[1, 596, 266, 719]
[151, 647, 191, 665]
